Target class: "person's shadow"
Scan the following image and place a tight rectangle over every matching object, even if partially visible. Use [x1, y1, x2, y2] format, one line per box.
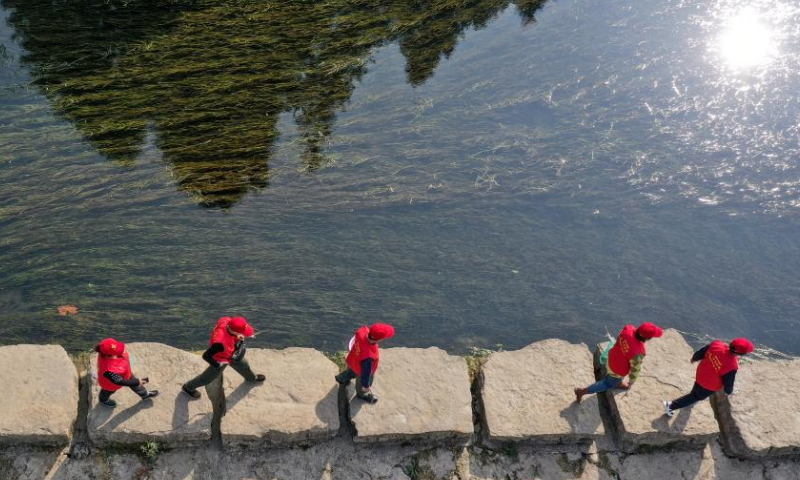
[314, 385, 339, 429]
[92, 396, 155, 433]
[223, 379, 258, 416]
[650, 404, 693, 433]
[172, 378, 217, 433]
[559, 395, 604, 438]
[347, 384, 367, 419]
[172, 391, 191, 431]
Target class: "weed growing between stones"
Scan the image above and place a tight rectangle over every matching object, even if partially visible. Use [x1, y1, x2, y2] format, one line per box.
[325, 351, 348, 371]
[555, 452, 585, 476]
[139, 442, 161, 463]
[594, 452, 621, 479]
[465, 345, 503, 442]
[403, 455, 436, 480]
[464, 345, 502, 383]
[99, 441, 165, 471]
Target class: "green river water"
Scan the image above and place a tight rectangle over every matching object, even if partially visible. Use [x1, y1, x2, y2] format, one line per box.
[1, 0, 799, 354]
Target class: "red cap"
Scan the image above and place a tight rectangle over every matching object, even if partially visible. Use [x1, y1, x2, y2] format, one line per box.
[229, 316, 254, 337]
[98, 338, 125, 356]
[636, 322, 663, 339]
[369, 323, 395, 341]
[730, 338, 754, 355]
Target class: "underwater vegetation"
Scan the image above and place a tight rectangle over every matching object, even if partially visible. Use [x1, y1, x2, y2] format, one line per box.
[3, 0, 548, 208]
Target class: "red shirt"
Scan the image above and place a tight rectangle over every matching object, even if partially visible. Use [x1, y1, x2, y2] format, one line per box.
[607, 324, 646, 377]
[209, 316, 238, 363]
[346, 326, 380, 375]
[97, 351, 132, 392]
[696, 340, 739, 391]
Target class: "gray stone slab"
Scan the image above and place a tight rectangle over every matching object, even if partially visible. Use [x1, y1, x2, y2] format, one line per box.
[480, 339, 604, 443]
[348, 347, 473, 443]
[221, 347, 339, 446]
[618, 443, 767, 480]
[88, 342, 213, 446]
[600, 329, 718, 451]
[716, 358, 800, 458]
[0, 344, 78, 446]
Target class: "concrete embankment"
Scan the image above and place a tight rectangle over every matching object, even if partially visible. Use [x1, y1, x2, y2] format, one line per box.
[0, 329, 799, 479]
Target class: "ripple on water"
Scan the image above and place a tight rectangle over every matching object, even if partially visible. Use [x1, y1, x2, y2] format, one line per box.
[1, 0, 800, 353]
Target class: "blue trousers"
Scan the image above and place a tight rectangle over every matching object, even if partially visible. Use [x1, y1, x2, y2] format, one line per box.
[587, 375, 623, 394]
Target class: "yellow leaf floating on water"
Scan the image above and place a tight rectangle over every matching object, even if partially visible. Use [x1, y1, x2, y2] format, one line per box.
[58, 305, 79, 316]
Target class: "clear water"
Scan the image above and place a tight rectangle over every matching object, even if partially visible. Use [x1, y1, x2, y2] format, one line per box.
[1, 0, 799, 354]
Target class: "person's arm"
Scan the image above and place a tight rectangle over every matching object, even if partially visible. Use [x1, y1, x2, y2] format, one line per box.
[359, 358, 374, 389]
[628, 355, 645, 384]
[202, 343, 225, 368]
[691, 344, 710, 363]
[231, 341, 246, 362]
[722, 370, 737, 395]
[103, 371, 140, 387]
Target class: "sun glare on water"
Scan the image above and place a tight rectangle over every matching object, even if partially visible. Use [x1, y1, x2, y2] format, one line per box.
[717, 7, 778, 69]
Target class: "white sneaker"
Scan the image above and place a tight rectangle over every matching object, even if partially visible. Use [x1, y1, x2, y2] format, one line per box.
[663, 401, 674, 418]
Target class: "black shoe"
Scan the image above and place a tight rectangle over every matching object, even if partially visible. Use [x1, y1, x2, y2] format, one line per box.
[142, 390, 159, 400]
[100, 398, 117, 408]
[182, 385, 201, 399]
[335, 375, 348, 385]
[248, 374, 266, 382]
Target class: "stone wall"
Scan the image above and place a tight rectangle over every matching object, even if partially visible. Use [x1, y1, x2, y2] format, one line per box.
[0, 333, 799, 479]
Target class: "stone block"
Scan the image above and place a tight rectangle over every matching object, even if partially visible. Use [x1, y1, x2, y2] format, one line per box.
[0, 344, 78, 445]
[221, 348, 339, 446]
[480, 339, 604, 443]
[88, 343, 213, 446]
[600, 329, 718, 450]
[348, 347, 473, 443]
[716, 358, 800, 458]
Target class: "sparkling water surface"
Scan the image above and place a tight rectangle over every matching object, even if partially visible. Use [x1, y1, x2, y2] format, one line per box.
[1, 0, 799, 354]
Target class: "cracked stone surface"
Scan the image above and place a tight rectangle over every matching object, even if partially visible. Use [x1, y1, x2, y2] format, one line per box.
[348, 347, 474, 443]
[601, 329, 719, 450]
[766, 459, 800, 480]
[220, 348, 339, 446]
[716, 358, 800, 458]
[467, 448, 616, 480]
[617, 442, 770, 480]
[480, 339, 605, 443]
[88, 342, 213, 446]
[0, 344, 78, 446]
[3, 437, 800, 479]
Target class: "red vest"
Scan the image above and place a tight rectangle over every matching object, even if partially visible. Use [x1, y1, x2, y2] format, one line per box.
[696, 340, 738, 391]
[210, 317, 238, 363]
[607, 324, 646, 377]
[97, 351, 132, 392]
[346, 326, 380, 375]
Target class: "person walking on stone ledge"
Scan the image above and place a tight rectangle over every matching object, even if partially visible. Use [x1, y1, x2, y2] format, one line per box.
[663, 337, 754, 417]
[96, 338, 158, 408]
[182, 316, 265, 399]
[574, 322, 664, 402]
[335, 323, 395, 404]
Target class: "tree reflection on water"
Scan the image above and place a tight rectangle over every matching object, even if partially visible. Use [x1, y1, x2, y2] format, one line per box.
[4, 0, 547, 208]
